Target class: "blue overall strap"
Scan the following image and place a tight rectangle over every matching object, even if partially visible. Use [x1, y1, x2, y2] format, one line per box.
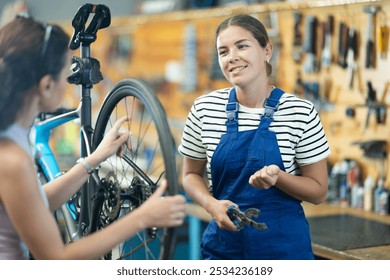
[225, 88, 238, 134]
[263, 87, 284, 120]
[259, 87, 284, 130]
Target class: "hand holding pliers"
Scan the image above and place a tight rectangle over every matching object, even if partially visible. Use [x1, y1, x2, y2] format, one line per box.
[227, 205, 268, 231]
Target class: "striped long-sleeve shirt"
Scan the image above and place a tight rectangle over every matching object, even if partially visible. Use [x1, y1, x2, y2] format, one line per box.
[178, 87, 331, 190]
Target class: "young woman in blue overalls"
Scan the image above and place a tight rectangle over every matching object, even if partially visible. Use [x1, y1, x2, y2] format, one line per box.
[179, 14, 330, 259]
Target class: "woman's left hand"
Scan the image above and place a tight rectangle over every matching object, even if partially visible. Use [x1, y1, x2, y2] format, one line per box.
[249, 164, 280, 189]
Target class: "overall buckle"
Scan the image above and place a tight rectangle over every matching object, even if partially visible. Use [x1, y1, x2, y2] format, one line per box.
[263, 97, 279, 119]
[226, 102, 238, 122]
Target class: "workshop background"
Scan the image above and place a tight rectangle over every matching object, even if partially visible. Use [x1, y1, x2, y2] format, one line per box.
[1, 0, 390, 259]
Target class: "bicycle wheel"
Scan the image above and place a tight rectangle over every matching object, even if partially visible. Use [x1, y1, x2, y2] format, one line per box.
[92, 78, 179, 260]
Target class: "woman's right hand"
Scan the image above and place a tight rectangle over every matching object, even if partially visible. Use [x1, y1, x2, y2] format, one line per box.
[90, 116, 131, 166]
[136, 180, 186, 229]
[207, 199, 239, 231]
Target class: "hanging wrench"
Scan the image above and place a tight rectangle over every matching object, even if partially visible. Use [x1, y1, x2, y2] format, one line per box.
[303, 16, 318, 73]
[321, 15, 334, 68]
[363, 6, 379, 68]
[346, 27, 358, 89]
[227, 205, 268, 231]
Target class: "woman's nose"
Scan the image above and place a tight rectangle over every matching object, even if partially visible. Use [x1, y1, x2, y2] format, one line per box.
[228, 50, 239, 62]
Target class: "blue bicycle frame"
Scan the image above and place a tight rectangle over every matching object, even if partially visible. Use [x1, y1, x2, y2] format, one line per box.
[31, 106, 91, 241]
[32, 108, 80, 182]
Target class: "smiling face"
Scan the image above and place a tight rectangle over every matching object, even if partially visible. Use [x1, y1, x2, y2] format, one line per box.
[216, 25, 272, 88]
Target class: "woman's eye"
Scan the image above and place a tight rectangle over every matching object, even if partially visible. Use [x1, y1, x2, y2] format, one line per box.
[238, 44, 248, 49]
[218, 50, 227, 56]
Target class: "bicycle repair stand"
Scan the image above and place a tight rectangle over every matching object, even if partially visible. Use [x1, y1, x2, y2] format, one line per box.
[67, 4, 111, 235]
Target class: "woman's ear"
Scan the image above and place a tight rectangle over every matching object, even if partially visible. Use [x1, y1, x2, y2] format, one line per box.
[265, 42, 273, 62]
[38, 74, 54, 99]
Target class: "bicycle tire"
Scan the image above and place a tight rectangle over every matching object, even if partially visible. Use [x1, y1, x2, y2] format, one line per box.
[92, 78, 179, 260]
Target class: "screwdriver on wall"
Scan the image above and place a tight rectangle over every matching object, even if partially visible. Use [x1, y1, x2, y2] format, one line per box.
[378, 25, 389, 59]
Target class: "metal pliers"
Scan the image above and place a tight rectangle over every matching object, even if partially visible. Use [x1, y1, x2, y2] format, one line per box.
[227, 205, 268, 231]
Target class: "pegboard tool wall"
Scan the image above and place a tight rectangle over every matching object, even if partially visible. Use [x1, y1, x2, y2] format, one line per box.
[61, 0, 390, 187]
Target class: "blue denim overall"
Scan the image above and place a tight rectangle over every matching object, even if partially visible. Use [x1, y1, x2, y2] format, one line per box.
[201, 88, 314, 260]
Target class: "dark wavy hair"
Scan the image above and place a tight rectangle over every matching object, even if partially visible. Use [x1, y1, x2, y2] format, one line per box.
[215, 14, 272, 76]
[0, 16, 69, 130]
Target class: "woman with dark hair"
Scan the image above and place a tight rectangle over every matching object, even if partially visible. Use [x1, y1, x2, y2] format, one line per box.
[0, 16, 186, 260]
[179, 14, 330, 259]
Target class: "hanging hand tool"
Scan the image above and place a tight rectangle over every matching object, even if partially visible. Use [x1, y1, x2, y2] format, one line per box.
[268, 12, 281, 76]
[292, 12, 303, 63]
[365, 81, 378, 128]
[227, 205, 268, 231]
[181, 23, 197, 92]
[337, 22, 349, 68]
[346, 82, 388, 126]
[368, 82, 385, 126]
[303, 15, 318, 73]
[321, 15, 334, 68]
[346, 28, 358, 89]
[364, 6, 379, 68]
[377, 10, 389, 59]
[378, 25, 389, 59]
[353, 140, 388, 179]
[376, 82, 389, 124]
[294, 72, 334, 113]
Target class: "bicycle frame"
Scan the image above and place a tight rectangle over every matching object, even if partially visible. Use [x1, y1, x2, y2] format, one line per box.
[33, 108, 79, 182]
[31, 108, 81, 240]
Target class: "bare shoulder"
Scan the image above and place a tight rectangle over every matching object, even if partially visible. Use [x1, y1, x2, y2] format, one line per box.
[0, 139, 35, 194]
[0, 138, 32, 173]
